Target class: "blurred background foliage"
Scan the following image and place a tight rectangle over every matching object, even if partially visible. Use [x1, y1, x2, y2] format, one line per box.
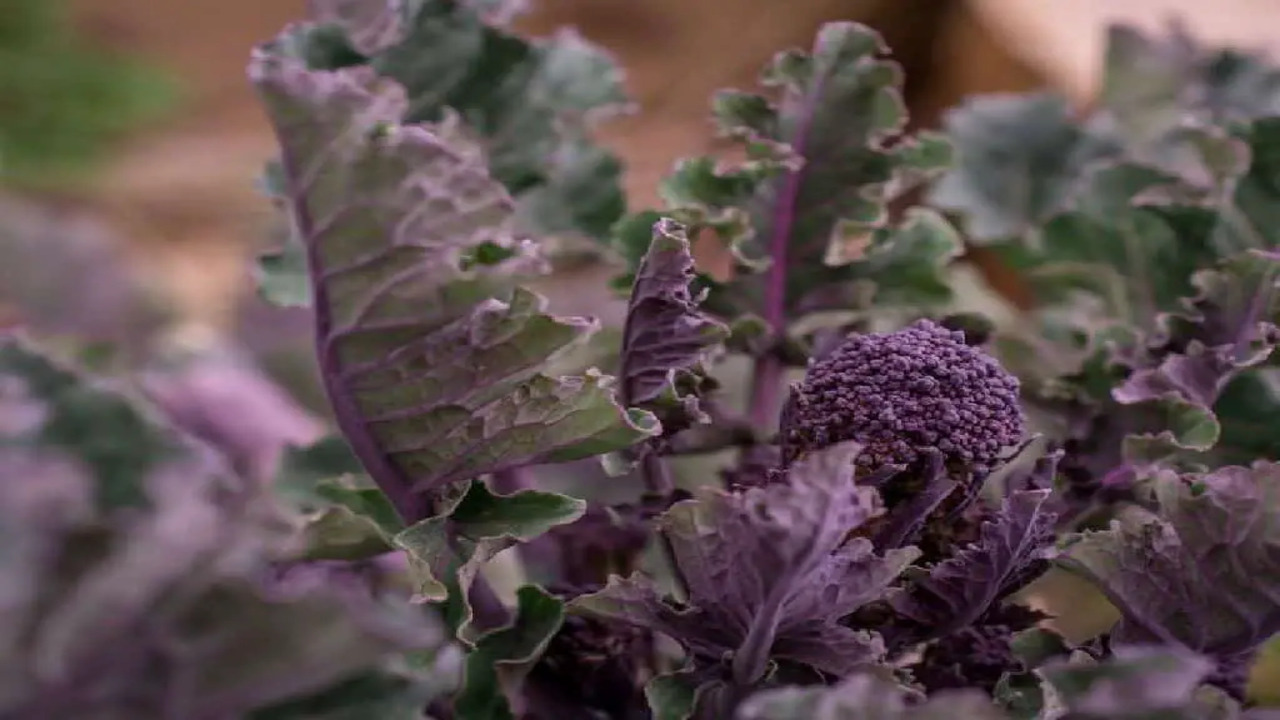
[6, 0, 1280, 705]
[0, 0, 176, 188]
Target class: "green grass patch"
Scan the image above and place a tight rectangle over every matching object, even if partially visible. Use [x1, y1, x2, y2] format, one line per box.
[0, 0, 179, 188]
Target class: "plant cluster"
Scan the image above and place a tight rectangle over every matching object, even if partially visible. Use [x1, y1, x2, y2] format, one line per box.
[7, 2, 1280, 718]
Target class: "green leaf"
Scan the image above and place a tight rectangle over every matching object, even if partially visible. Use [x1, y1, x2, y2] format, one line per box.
[249, 49, 658, 513]
[1099, 25, 1216, 159]
[308, 0, 418, 56]
[275, 435, 366, 500]
[512, 131, 628, 242]
[293, 476, 403, 561]
[979, 158, 1219, 334]
[250, 662, 456, 720]
[300, 503, 397, 561]
[1099, 24, 1280, 156]
[393, 480, 583, 635]
[273, 437, 406, 561]
[1213, 369, 1280, 465]
[1116, 394, 1220, 468]
[1215, 117, 1280, 250]
[992, 671, 1044, 720]
[933, 25, 1280, 249]
[848, 208, 962, 309]
[454, 584, 565, 720]
[644, 668, 702, 720]
[929, 93, 1110, 243]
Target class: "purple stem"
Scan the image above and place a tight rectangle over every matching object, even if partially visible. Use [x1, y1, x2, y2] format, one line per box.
[640, 450, 674, 497]
[467, 571, 512, 631]
[748, 354, 786, 431]
[745, 78, 822, 432]
[490, 467, 531, 494]
[640, 452, 689, 598]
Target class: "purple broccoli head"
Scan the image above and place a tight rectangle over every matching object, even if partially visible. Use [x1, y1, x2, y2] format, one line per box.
[780, 319, 1025, 475]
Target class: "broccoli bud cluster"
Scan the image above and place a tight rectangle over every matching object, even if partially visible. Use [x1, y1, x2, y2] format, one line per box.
[780, 319, 1024, 474]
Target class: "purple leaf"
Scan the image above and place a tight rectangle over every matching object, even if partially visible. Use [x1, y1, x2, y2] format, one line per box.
[140, 342, 327, 484]
[908, 604, 1049, 694]
[890, 489, 1057, 642]
[618, 218, 729, 433]
[870, 450, 957, 551]
[572, 442, 918, 681]
[1057, 462, 1280, 698]
[248, 50, 658, 521]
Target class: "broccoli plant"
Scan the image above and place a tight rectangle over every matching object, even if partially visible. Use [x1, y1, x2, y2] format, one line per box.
[10, 2, 1280, 719]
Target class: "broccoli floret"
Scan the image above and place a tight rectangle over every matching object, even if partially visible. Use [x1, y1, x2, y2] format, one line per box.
[780, 319, 1024, 474]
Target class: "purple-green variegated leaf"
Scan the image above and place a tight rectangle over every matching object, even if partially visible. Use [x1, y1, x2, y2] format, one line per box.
[890, 489, 1057, 644]
[618, 218, 729, 433]
[736, 673, 1005, 720]
[293, 0, 629, 243]
[624, 22, 956, 321]
[932, 25, 1280, 248]
[1057, 463, 1280, 699]
[1112, 250, 1280, 467]
[572, 442, 918, 680]
[0, 336, 446, 717]
[1037, 644, 1216, 719]
[249, 51, 658, 518]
